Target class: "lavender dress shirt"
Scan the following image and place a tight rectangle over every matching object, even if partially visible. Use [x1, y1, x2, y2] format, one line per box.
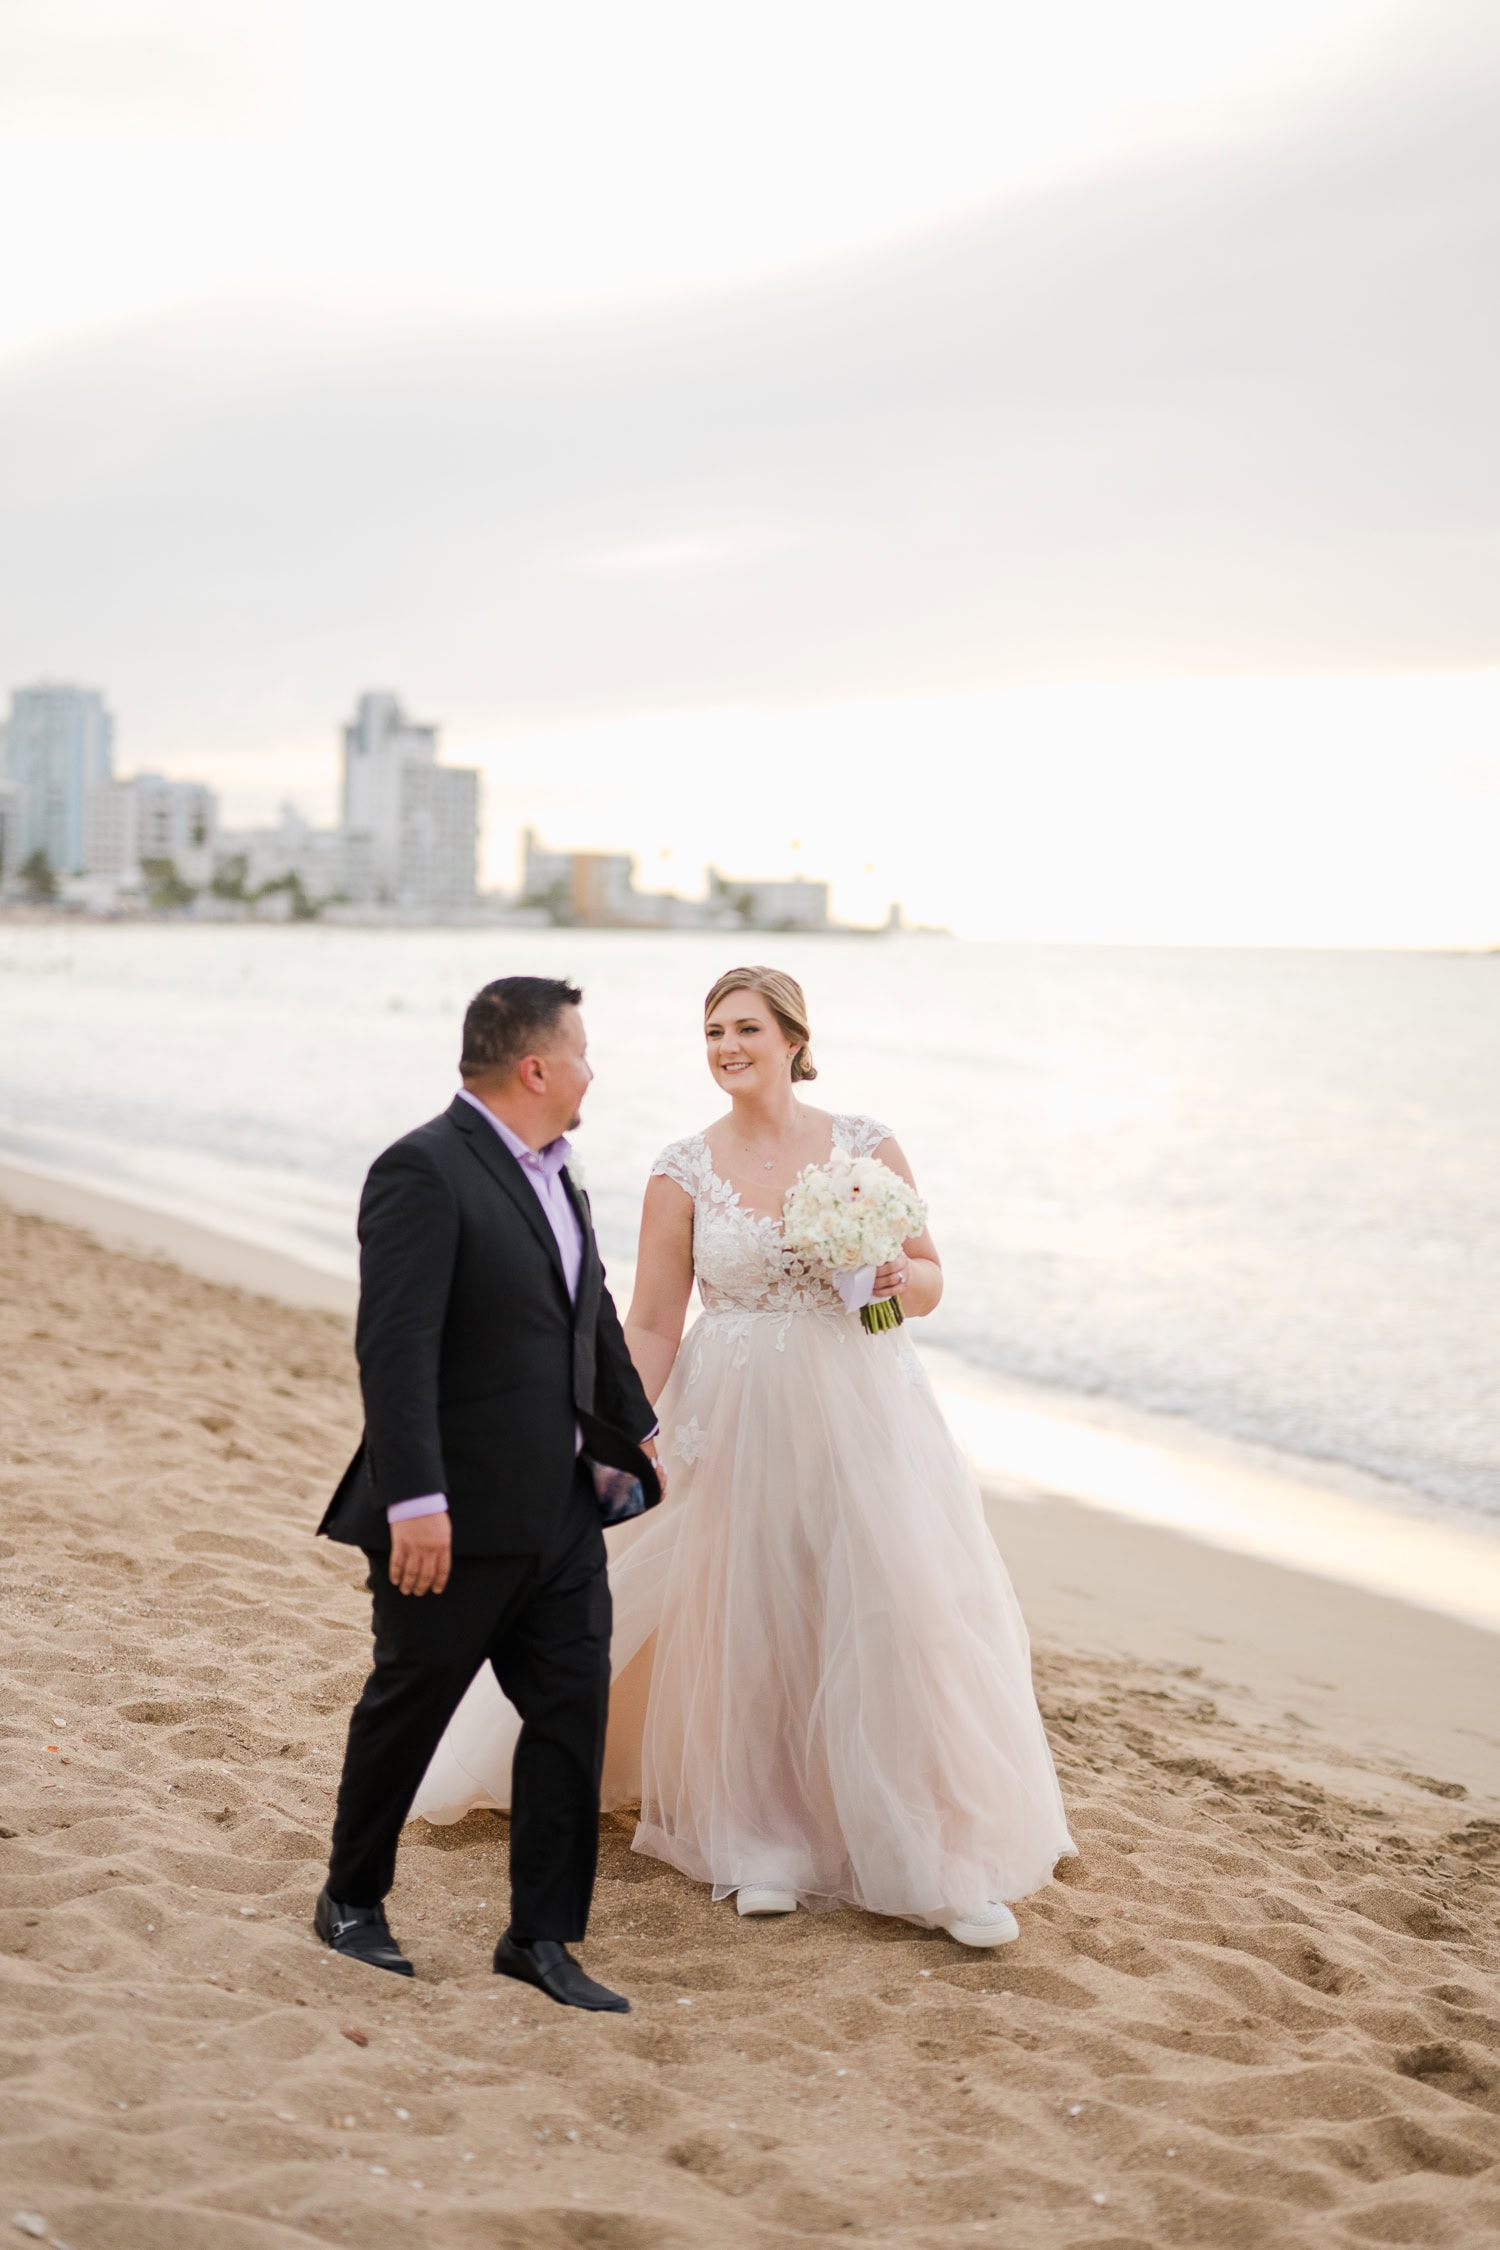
[385, 1092, 584, 1524]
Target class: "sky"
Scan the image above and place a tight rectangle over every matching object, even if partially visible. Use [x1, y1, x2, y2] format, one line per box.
[2, 0, 1498, 940]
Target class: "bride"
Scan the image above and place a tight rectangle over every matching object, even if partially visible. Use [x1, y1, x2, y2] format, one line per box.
[412, 965, 1074, 1945]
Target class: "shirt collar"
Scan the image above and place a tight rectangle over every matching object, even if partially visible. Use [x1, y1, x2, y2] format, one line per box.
[459, 1087, 572, 1178]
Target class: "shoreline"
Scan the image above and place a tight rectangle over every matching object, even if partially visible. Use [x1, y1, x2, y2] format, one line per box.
[3, 1150, 1497, 1809]
[0, 1153, 357, 1317]
[925, 1344, 1500, 1637]
[6, 1147, 1499, 1635]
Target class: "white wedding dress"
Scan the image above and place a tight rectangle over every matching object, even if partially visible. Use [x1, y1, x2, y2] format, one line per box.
[412, 1114, 1075, 1924]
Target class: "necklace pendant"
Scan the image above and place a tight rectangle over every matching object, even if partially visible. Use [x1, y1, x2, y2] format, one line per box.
[764, 1159, 774, 1171]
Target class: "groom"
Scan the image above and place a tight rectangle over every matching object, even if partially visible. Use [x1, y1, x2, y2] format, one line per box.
[314, 975, 661, 2011]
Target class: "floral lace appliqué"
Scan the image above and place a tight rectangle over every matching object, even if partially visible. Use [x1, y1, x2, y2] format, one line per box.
[649, 1117, 896, 1350]
[671, 1416, 709, 1463]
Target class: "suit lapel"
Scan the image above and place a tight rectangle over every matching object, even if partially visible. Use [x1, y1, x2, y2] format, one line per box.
[448, 1097, 570, 1302]
[561, 1164, 598, 1334]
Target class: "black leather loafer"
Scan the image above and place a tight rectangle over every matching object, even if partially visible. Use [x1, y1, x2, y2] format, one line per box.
[314, 1886, 415, 1976]
[494, 1932, 628, 2012]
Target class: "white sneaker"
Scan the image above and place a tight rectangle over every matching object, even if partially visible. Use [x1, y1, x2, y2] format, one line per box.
[735, 1886, 799, 1917]
[944, 1902, 1020, 1948]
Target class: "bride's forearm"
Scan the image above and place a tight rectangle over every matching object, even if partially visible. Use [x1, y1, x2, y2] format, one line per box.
[902, 1258, 943, 1318]
[624, 1322, 680, 1405]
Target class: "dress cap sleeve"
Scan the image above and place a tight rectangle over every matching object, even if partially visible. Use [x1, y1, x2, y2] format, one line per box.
[650, 1135, 707, 1197]
[836, 1115, 896, 1159]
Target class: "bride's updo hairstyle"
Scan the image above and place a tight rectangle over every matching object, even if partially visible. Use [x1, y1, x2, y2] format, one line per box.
[704, 965, 818, 1083]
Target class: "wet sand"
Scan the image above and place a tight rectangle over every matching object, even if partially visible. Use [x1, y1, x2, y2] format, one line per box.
[2, 1189, 1498, 2248]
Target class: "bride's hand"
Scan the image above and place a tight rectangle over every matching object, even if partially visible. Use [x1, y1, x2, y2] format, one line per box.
[642, 1435, 667, 1495]
[872, 1258, 908, 1301]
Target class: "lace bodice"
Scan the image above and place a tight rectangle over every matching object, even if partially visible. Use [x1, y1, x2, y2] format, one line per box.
[650, 1114, 894, 1330]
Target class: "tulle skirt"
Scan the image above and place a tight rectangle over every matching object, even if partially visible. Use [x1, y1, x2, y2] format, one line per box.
[412, 1306, 1075, 1922]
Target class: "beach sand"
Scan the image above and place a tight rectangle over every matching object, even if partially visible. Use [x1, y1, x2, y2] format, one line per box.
[2, 1189, 1499, 2249]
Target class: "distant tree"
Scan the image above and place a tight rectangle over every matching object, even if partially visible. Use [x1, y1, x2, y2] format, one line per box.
[140, 855, 198, 910]
[210, 853, 250, 901]
[19, 848, 58, 901]
[253, 870, 320, 921]
[520, 877, 574, 925]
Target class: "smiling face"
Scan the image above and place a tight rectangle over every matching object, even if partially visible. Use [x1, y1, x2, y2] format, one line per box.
[704, 988, 802, 1095]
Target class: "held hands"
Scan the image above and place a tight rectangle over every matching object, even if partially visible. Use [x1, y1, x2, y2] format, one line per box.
[390, 1513, 452, 1598]
[390, 1443, 666, 1596]
[641, 1436, 668, 1497]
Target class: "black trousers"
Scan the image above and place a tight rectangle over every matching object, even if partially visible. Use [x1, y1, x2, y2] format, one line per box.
[327, 1466, 610, 1943]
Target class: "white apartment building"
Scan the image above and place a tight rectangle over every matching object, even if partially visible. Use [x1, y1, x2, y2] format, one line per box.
[214, 804, 372, 905]
[136, 775, 217, 885]
[706, 869, 830, 930]
[83, 779, 139, 881]
[5, 684, 114, 874]
[398, 761, 479, 914]
[340, 691, 478, 912]
[84, 774, 219, 889]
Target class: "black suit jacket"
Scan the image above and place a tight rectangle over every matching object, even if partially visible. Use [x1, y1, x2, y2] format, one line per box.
[318, 1095, 660, 1556]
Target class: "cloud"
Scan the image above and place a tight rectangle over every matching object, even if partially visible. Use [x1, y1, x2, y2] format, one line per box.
[0, 0, 1496, 763]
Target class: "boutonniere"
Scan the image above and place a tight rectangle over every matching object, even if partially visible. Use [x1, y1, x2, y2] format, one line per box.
[565, 1154, 587, 1193]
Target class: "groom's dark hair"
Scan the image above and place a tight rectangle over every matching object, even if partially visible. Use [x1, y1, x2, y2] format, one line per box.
[460, 975, 583, 1081]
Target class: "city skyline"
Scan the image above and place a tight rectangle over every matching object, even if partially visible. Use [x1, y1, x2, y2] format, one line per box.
[0, 683, 482, 920]
[5, 666, 1500, 945]
[0, 679, 873, 931]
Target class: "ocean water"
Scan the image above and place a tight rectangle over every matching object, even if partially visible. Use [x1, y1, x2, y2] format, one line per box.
[2, 923, 1498, 1532]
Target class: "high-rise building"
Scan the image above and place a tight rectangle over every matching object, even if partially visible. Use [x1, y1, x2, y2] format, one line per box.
[5, 684, 114, 874]
[342, 690, 436, 898]
[340, 690, 478, 912]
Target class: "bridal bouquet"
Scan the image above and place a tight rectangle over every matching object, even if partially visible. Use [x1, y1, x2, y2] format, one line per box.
[782, 1148, 926, 1333]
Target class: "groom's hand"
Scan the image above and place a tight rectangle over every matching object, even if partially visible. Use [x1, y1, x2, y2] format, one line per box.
[390, 1514, 452, 1598]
